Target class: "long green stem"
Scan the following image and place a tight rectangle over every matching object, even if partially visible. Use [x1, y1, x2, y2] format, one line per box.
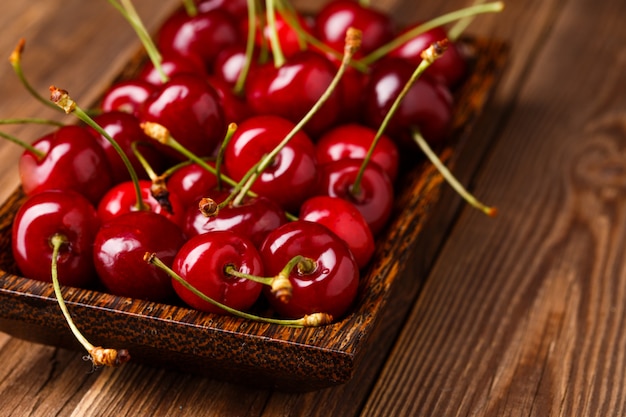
[234, 0, 258, 94]
[50, 234, 130, 367]
[358, 2, 504, 65]
[411, 129, 496, 217]
[108, 0, 167, 83]
[352, 41, 445, 195]
[0, 130, 45, 158]
[265, 0, 286, 67]
[0, 117, 64, 127]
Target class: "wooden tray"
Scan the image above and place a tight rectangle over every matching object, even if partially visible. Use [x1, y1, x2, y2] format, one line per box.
[0, 37, 508, 391]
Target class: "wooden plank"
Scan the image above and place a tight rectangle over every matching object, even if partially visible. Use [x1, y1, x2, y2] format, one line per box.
[361, 0, 626, 415]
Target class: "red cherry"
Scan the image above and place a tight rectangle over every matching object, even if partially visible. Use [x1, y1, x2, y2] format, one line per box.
[212, 44, 251, 86]
[243, 9, 313, 59]
[93, 211, 186, 301]
[172, 230, 264, 314]
[12, 190, 100, 287]
[97, 179, 186, 227]
[100, 79, 156, 117]
[88, 111, 166, 184]
[207, 76, 253, 123]
[157, 8, 242, 69]
[363, 57, 454, 147]
[184, 194, 287, 248]
[18, 125, 113, 205]
[300, 195, 375, 269]
[316, 158, 394, 236]
[389, 25, 467, 87]
[316, 123, 399, 182]
[138, 73, 226, 158]
[259, 220, 359, 319]
[245, 50, 343, 137]
[314, 0, 395, 57]
[222, 115, 318, 212]
[166, 161, 219, 209]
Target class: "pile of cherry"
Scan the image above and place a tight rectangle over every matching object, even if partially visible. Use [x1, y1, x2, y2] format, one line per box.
[10, 0, 472, 325]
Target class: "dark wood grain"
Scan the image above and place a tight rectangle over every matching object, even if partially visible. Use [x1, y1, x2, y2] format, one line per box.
[0, 0, 622, 415]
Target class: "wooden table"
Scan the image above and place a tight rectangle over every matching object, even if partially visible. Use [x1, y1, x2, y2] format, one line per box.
[1, 0, 625, 415]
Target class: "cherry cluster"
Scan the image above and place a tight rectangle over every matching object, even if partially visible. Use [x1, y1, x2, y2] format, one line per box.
[8, 0, 493, 333]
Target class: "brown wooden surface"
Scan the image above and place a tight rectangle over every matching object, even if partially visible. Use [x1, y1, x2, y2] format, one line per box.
[0, 0, 624, 416]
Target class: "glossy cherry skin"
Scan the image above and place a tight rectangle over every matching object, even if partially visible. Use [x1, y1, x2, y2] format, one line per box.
[88, 111, 167, 184]
[362, 57, 454, 147]
[93, 211, 186, 301]
[166, 161, 219, 209]
[184, 194, 287, 248]
[207, 76, 253, 123]
[300, 195, 375, 269]
[12, 190, 100, 287]
[316, 158, 393, 236]
[243, 9, 313, 59]
[97, 179, 186, 227]
[172, 230, 264, 314]
[157, 8, 242, 69]
[314, 0, 395, 57]
[389, 25, 467, 87]
[139, 73, 226, 158]
[18, 125, 113, 205]
[259, 220, 359, 319]
[138, 52, 207, 86]
[316, 123, 399, 182]
[197, 0, 248, 19]
[100, 79, 156, 117]
[222, 115, 318, 212]
[245, 50, 343, 138]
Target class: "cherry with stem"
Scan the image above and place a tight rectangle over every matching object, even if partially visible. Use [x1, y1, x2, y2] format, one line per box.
[144, 252, 332, 327]
[50, 234, 130, 368]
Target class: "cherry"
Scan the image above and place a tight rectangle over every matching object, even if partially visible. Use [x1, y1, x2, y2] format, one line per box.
[314, 0, 395, 58]
[138, 73, 226, 159]
[87, 111, 166, 184]
[389, 24, 467, 87]
[316, 123, 399, 182]
[362, 57, 454, 147]
[12, 190, 100, 287]
[243, 8, 313, 59]
[184, 194, 287, 248]
[137, 52, 207, 86]
[100, 79, 156, 117]
[244, 50, 343, 138]
[97, 179, 186, 227]
[171, 230, 264, 314]
[300, 195, 375, 269]
[316, 158, 394, 236]
[93, 211, 186, 301]
[259, 220, 359, 319]
[166, 161, 219, 209]
[207, 75, 253, 123]
[157, 8, 242, 69]
[212, 44, 252, 87]
[222, 115, 318, 212]
[18, 125, 114, 205]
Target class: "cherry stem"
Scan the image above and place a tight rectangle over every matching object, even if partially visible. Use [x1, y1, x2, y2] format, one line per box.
[0, 130, 45, 159]
[233, 0, 258, 95]
[214, 123, 238, 191]
[181, 0, 198, 17]
[266, 0, 286, 68]
[224, 255, 316, 303]
[144, 252, 333, 327]
[447, 0, 488, 41]
[411, 128, 497, 217]
[0, 117, 64, 127]
[107, 0, 168, 83]
[358, 1, 504, 65]
[50, 234, 130, 368]
[50, 86, 148, 211]
[352, 40, 448, 196]
[274, 0, 307, 52]
[232, 28, 362, 206]
[9, 39, 62, 112]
